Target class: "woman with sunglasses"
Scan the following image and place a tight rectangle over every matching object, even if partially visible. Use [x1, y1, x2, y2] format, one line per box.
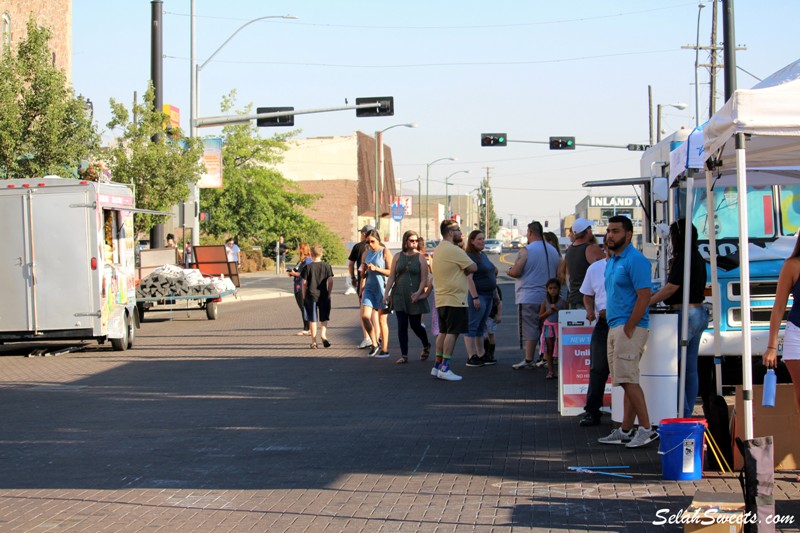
[385, 231, 432, 364]
[359, 229, 393, 357]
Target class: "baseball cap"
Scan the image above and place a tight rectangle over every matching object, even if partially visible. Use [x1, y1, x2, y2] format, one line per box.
[360, 225, 374, 233]
[572, 218, 594, 234]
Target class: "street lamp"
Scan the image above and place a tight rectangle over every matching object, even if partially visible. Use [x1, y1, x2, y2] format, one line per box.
[656, 102, 688, 142]
[189, 7, 297, 244]
[425, 157, 456, 240]
[375, 123, 417, 232]
[405, 176, 423, 237]
[444, 170, 470, 219]
[694, 3, 706, 127]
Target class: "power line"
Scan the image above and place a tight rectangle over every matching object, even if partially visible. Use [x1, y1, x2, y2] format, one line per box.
[164, 48, 680, 69]
[164, 3, 694, 30]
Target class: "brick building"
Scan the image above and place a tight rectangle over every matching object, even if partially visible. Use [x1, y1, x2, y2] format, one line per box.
[1, 0, 72, 80]
[276, 132, 398, 244]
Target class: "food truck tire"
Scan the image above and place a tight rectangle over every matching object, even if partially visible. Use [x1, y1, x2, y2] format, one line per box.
[206, 301, 219, 320]
[137, 302, 146, 321]
[111, 313, 132, 351]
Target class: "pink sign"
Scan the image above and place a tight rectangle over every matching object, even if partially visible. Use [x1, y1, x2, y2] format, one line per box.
[558, 310, 611, 416]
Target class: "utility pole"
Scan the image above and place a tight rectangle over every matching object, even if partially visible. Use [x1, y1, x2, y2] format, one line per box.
[708, 0, 719, 117]
[149, 0, 165, 249]
[648, 85, 654, 146]
[483, 167, 492, 237]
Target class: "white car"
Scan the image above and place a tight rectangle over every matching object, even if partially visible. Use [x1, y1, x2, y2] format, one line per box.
[484, 239, 503, 254]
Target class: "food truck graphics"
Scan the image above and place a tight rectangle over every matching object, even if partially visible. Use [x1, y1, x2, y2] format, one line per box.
[0, 176, 138, 350]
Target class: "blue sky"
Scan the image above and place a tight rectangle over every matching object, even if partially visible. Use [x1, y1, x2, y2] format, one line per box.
[72, 1, 800, 229]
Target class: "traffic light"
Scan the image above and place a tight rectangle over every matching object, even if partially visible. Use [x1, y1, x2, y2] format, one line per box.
[549, 136, 575, 150]
[355, 97, 394, 117]
[481, 133, 507, 147]
[257, 107, 295, 127]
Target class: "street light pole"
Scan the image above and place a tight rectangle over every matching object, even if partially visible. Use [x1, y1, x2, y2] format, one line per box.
[444, 170, 470, 219]
[189, 11, 297, 244]
[374, 123, 417, 233]
[656, 102, 688, 142]
[425, 157, 456, 240]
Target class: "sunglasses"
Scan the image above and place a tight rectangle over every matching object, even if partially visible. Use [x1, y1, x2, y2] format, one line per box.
[367, 239, 378, 244]
[407, 238, 419, 243]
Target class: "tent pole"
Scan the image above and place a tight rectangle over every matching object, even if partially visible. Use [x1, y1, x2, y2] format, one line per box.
[679, 176, 695, 417]
[734, 132, 754, 440]
[705, 169, 724, 397]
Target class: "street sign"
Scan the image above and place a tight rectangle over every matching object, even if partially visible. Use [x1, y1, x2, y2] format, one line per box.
[391, 203, 405, 222]
[626, 143, 650, 151]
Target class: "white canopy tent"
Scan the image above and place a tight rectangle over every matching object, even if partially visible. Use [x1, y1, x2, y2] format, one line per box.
[668, 58, 800, 440]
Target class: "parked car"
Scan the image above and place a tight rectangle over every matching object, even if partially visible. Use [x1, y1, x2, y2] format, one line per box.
[425, 239, 440, 250]
[484, 238, 503, 254]
[510, 238, 525, 250]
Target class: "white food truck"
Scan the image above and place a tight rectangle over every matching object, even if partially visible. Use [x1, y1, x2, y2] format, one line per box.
[0, 176, 139, 350]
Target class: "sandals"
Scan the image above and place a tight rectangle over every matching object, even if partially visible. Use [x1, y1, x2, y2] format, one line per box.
[322, 339, 331, 348]
[396, 356, 409, 364]
[310, 342, 318, 349]
[296, 330, 310, 336]
[420, 345, 431, 361]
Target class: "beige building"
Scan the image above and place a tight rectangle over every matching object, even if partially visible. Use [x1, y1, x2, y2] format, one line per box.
[1, 0, 72, 80]
[276, 132, 481, 246]
[572, 194, 645, 246]
[276, 132, 398, 244]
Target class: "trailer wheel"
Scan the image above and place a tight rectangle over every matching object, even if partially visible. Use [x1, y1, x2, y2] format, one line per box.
[206, 301, 219, 320]
[126, 312, 136, 349]
[137, 302, 146, 322]
[111, 312, 131, 351]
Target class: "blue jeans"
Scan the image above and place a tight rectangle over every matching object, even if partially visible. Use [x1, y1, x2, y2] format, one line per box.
[679, 306, 710, 418]
[467, 293, 493, 337]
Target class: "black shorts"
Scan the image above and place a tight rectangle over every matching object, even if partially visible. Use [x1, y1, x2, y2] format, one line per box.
[304, 297, 331, 323]
[437, 306, 469, 335]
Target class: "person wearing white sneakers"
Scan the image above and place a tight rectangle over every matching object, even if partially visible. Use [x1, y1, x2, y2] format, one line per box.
[430, 220, 477, 381]
[348, 226, 375, 349]
[508, 221, 560, 370]
[597, 216, 657, 449]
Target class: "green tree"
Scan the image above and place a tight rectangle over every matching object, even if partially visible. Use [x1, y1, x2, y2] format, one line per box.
[0, 19, 98, 179]
[105, 87, 205, 236]
[200, 92, 347, 263]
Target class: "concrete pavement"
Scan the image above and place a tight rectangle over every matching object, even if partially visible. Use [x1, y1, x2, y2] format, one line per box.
[0, 272, 798, 532]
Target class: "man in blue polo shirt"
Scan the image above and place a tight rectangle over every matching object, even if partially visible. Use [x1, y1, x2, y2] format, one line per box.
[598, 215, 657, 448]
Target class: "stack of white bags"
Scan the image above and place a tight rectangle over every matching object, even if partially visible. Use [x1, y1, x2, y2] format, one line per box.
[136, 265, 236, 298]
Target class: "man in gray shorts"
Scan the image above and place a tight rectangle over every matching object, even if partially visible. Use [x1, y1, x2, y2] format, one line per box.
[507, 221, 561, 369]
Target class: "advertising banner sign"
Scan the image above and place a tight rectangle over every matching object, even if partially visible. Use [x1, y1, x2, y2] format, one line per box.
[558, 310, 611, 416]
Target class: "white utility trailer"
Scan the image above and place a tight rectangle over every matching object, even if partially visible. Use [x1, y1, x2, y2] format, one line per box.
[0, 176, 140, 350]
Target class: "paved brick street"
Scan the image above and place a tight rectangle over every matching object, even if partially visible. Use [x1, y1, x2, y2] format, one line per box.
[1, 274, 799, 532]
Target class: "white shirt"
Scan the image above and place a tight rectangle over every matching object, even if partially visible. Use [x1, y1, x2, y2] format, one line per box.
[579, 258, 607, 312]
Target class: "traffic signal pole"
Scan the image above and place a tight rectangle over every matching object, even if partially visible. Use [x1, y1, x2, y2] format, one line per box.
[508, 139, 649, 151]
[194, 102, 384, 128]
